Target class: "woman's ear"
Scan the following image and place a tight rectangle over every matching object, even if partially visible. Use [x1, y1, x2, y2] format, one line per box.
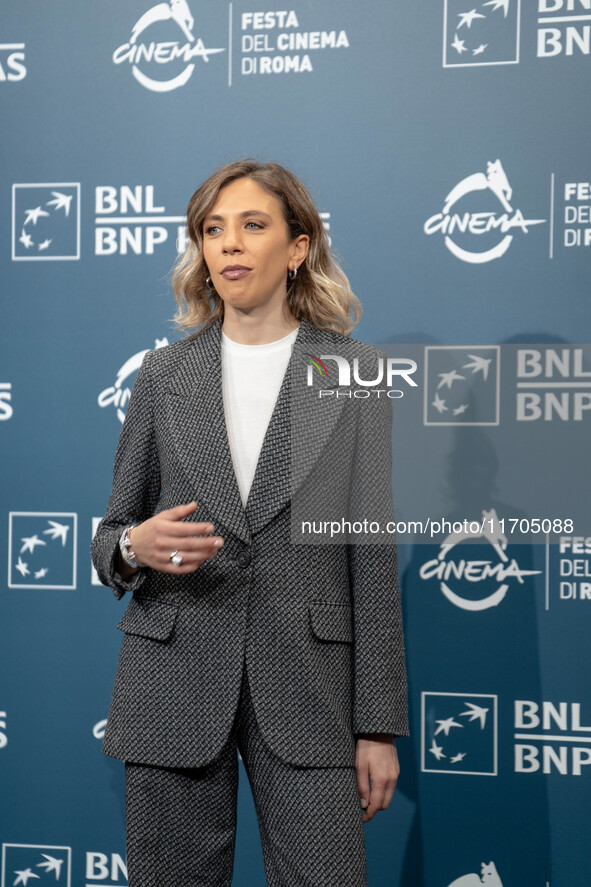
[292, 233, 310, 266]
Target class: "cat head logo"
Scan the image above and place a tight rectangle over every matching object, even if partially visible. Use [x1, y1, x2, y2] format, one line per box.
[113, 1, 225, 93]
[424, 159, 545, 263]
[447, 860, 503, 887]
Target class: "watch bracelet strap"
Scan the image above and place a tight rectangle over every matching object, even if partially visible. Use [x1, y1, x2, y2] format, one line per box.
[119, 525, 147, 569]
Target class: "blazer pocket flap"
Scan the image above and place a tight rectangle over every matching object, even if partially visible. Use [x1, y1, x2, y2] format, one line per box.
[117, 596, 179, 641]
[309, 602, 353, 644]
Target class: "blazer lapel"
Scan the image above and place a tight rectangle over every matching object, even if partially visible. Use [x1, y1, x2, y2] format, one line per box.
[166, 319, 250, 544]
[245, 317, 348, 536]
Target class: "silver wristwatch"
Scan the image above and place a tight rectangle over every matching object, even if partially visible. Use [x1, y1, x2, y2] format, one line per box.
[119, 525, 145, 569]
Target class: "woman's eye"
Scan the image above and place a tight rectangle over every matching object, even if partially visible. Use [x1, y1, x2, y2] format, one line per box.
[205, 225, 221, 235]
[245, 221, 263, 229]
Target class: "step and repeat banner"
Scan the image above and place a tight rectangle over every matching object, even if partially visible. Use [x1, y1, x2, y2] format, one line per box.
[1, 1, 590, 886]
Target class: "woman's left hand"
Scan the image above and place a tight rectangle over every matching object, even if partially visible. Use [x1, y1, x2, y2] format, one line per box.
[354, 734, 399, 823]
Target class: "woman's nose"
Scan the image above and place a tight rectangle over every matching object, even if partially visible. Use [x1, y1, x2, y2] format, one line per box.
[222, 224, 243, 252]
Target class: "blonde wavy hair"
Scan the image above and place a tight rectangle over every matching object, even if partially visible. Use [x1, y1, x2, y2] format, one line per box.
[171, 159, 361, 334]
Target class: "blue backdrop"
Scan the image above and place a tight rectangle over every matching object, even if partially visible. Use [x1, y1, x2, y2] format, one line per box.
[1, 2, 590, 886]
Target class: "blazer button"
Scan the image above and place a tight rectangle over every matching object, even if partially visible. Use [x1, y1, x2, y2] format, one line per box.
[236, 548, 252, 568]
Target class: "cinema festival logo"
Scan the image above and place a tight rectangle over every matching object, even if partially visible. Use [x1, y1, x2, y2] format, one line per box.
[98, 339, 169, 424]
[113, 0, 225, 92]
[419, 508, 542, 611]
[424, 159, 546, 263]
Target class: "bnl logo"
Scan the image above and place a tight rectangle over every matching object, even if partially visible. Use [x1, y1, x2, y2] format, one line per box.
[443, 0, 521, 67]
[86, 853, 127, 883]
[421, 692, 498, 775]
[424, 346, 500, 426]
[8, 513, 77, 590]
[95, 186, 186, 255]
[12, 184, 80, 261]
[1, 845, 71, 887]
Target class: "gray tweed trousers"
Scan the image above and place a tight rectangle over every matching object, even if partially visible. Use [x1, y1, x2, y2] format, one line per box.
[125, 656, 367, 887]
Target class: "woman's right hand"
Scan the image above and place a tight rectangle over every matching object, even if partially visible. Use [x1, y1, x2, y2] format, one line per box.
[119, 501, 224, 576]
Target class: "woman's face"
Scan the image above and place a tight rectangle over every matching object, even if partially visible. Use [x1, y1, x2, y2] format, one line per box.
[202, 177, 308, 316]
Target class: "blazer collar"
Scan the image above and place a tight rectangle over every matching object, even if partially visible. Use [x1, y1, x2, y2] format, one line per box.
[166, 316, 347, 541]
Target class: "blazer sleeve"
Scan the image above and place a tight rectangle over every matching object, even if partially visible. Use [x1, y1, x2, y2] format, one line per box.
[347, 380, 410, 738]
[90, 349, 161, 599]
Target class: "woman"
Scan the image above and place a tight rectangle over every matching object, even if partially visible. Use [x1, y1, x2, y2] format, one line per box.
[91, 159, 409, 887]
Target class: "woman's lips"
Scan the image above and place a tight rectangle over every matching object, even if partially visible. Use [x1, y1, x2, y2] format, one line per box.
[221, 266, 251, 280]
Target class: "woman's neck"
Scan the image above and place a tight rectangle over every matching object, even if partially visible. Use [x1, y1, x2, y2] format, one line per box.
[221, 306, 300, 345]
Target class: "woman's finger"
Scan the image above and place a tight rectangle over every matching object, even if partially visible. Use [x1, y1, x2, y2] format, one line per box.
[161, 501, 198, 520]
[153, 535, 223, 556]
[165, 521, 217, 537]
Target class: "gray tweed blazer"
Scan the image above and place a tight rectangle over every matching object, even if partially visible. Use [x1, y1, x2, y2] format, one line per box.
[91, 316, 409, 769]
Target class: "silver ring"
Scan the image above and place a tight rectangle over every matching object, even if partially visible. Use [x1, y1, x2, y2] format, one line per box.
[169, 550, 183, 567]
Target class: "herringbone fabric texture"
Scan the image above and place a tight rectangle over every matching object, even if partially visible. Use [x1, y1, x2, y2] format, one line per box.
[125, 660, 367, 886]
[91, 317, 409, 771]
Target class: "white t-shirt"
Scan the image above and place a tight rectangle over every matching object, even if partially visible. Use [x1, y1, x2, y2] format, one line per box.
[221, 326, 299, 507]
